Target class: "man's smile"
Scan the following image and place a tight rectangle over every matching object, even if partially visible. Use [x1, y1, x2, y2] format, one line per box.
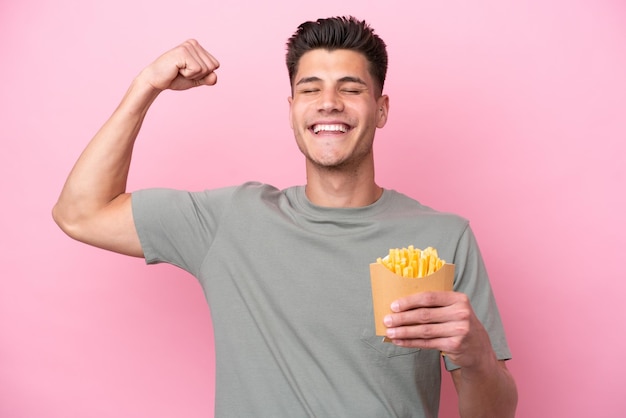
[311, 123, 351, 134]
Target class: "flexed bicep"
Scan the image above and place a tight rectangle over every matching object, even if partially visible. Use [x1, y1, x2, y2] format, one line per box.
[54, 193, 143, 258]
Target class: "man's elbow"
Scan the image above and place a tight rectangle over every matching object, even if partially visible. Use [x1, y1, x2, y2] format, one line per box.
[51, 201, 86, 240]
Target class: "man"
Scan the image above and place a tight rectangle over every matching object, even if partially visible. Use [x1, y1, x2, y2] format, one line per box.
[53, 16, 517, 417]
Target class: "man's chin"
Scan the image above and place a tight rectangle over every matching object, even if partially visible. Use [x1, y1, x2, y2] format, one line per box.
[306, 155, 351, 171]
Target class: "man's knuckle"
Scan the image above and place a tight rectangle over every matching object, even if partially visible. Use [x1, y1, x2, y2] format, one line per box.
[458, 308, 471, 321]
[455, 322, 470, 336]
[418, 308, 431, 322]
[421, 324, 434, 339]
[424, 292, 437, 305]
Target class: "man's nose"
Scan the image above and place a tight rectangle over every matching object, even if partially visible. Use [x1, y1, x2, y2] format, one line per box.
[318, 89, 344, 112]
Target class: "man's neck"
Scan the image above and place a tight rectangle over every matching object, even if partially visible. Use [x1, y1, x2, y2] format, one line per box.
[304, 161, 382, 208]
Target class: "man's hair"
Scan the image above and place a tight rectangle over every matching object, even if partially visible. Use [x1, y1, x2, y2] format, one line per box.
[286, 16, 388, 96]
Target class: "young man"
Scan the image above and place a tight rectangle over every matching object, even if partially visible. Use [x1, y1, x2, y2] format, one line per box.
[53, 16, 517, 417]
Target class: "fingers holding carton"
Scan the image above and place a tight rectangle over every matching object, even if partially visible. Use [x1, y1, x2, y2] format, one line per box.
[384, 291, 495, 369]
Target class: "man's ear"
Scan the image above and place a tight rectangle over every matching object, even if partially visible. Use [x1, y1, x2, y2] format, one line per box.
[287, 96, 294, 129]
[287, 96, 293, 129]
[377, 95, 390, 128]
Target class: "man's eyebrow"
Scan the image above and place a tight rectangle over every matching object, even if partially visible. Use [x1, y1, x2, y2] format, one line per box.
[338, 76, 367, 85]
[295, 76, 368, 86]
[295, 76, 322, 86]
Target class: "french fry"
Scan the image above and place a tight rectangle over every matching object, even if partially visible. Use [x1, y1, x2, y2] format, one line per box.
[376, 246, 446, 278]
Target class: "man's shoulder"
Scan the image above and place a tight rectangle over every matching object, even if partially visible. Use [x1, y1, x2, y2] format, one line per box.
[132, 182, 282, 214]
[201, 182, 294, 211]
[178, 181, 282, 200]
[227, 181, 288, 200]
[386, 189, 467, 216]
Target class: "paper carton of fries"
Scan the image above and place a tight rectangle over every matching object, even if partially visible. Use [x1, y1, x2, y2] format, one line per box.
[370, 246, 455, 336]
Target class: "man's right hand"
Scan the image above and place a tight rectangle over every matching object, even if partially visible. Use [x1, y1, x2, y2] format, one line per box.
[139, 39, 220, 92]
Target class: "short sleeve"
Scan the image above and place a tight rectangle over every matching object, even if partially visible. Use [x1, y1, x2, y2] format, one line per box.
[444, 225, 512, 370]
[131, 187, 235, 276]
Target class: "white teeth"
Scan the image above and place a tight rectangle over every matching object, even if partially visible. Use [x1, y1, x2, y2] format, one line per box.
[313, 124, 348, 134]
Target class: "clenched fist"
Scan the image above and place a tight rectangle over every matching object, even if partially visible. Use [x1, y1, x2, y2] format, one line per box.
[138, 39, 220, 92]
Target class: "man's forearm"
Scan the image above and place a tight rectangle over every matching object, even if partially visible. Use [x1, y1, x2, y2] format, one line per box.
[453, 360, 518, 418]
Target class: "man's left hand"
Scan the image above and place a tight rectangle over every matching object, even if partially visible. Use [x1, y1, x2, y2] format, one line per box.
[383, 291, 494, 369]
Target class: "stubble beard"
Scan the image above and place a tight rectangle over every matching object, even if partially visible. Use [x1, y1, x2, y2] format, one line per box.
[303, 144, 374, 176]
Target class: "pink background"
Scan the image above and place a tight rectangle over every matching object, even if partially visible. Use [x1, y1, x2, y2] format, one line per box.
[2, 1, 625, 417]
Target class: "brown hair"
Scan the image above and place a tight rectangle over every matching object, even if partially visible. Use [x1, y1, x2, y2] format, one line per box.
[286, 16, 388, 96]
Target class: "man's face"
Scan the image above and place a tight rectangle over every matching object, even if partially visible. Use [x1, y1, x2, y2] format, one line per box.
[288, 49, 389, 171]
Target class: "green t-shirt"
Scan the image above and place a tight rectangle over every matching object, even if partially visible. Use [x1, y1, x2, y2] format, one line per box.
[132, 182, 511, 417]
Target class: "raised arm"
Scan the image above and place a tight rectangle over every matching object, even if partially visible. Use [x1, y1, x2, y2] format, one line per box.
[52, 40, 219, 257]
